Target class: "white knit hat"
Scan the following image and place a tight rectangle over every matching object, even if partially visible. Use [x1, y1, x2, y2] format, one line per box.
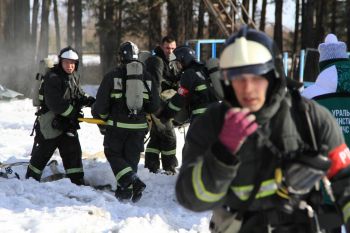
[318, 34, 348, 62]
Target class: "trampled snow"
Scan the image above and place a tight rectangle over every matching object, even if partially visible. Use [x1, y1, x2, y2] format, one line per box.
[0, 98, 211, 232]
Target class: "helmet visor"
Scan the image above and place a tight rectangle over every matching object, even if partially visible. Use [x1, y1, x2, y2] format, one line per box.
[221, 60, 274, 80]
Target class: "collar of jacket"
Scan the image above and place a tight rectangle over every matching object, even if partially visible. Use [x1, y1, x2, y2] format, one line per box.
[153, 46, 168, 63]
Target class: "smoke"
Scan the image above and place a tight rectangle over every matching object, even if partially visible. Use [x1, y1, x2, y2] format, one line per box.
[0, 41, 46, 98]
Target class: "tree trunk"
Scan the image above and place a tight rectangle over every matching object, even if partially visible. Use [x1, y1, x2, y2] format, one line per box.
[0, 1, 6, 41]
[301, 0, 314, 49]
[259, 0, 267, 31]
[97, 0, 106, 73]
[197, 0, 205, 38]
[148, 0, 162, 50]
[177, 1, 185, 43]
[184, 0, 194, 41]
[305, 0, 314, 48]
[315, 0, 325, 47]
[274, 0, 283, 51]
[38, 0, 51, 60]
[293, 0, 300, 55]
[252, 0, 257, 23]
[98, 0, 121, 74]
[242, 0, 250, 25]
[331, 0, 336, 33]
[6, 0, 30, 50]
[116, 0, 123, 64]
[53, 0, 61, 51]
[208, 11, 221, 38]
[74, 0, 83, 67]
[67, 0, 74, 46]
[167, 0, 179, 40]
[2, 0, 33, 95]
[4, 2, 15, 45]
[31, 0, 39, 49]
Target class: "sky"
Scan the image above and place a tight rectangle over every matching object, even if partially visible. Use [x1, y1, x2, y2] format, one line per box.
[0, 87, 211, 233]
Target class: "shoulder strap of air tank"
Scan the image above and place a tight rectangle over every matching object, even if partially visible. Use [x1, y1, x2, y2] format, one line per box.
[289, 86, 318, 150]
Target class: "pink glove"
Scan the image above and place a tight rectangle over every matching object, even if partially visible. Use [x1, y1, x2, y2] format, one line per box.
[219, 108, 258, 153]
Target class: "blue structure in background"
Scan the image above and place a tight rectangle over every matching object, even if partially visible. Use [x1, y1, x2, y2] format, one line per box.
[185, 39, 225, 61]
[186, 39, 313, 86]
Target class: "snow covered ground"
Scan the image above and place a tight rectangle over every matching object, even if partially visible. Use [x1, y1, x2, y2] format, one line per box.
[0, 97, 211, 232]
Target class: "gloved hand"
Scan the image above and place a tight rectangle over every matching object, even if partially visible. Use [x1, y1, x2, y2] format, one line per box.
[219, 108, 258, 154]
[81, 96, 96, 107]
[65, 108, 83, 131]
[66, 107, 83, 120]
[283, 146, 331, 195]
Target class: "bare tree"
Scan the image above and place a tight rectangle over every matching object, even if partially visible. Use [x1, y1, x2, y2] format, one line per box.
[252, 0, 258, 23]
[274, 0, 283, 51]
[301, 0, 315, 49]
[166, 0, 193, 43]
[315, 0, 326, 46]
[4, 0, 31, 50]
[331, 0, 336, 33]
[259, 0, 267, 31]
[184, 0, 194, 41]
[241, 0, 250, 25]
[148, 0, 162, 49]
[167, 0, 179, 40]
[177, 1, 186, 43]
[293, 0, 300, 54]
[197, 0, 205, 38]
[53, 0, 61, 51]
[1, 0, 34, 95]
[74, 0, 83, 65]
[38, 0, 51, 60]
[31, 0, 40, 49]
[67, 0, 74, 46]
[96, 0, 123, 74]
[208, 10, 223, 38]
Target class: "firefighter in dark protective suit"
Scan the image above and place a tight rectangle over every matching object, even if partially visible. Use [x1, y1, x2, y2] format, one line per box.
[159, 45, 218, 124]
[26, 46, 95, 185]
[92, 41, 160, 202]
[176, 26, 350, 233]
[144, 36, 179, 174]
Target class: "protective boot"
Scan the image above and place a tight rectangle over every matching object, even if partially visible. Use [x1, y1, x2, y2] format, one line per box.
[131, 177, 146, 203]
[66, 172, 85, 185]
[161, 155, 178, 175]
[70, 177, 85, 186]
[144, 153, 160, 173]
[115, 185, 133, 202]
[25, 166, 42, 182]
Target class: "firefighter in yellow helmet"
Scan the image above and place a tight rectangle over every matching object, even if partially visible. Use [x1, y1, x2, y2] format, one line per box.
[175, 26, 350, 233]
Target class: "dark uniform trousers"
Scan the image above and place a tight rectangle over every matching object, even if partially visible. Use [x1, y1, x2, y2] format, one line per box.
[145, 123, 177, 173]
[104, 127, 146, 187]
[26, 126, 84, 184]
